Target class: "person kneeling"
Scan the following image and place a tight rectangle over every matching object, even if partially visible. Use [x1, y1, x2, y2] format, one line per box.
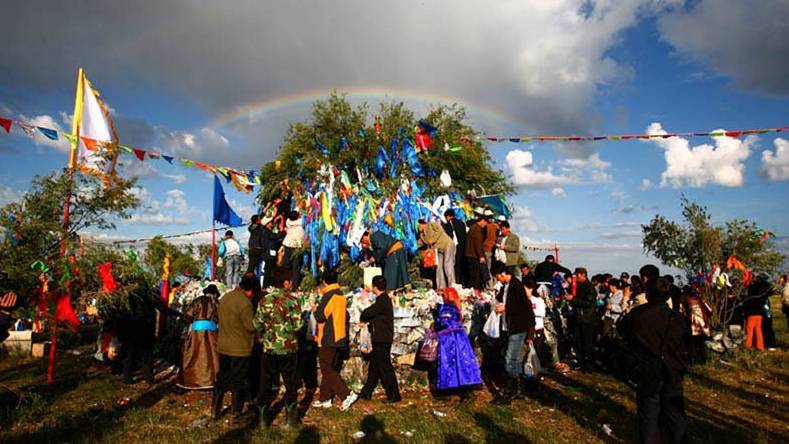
[359, 276, 401, 403]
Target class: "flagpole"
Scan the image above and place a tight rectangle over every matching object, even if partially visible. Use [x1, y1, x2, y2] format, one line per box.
[48, 68, 84, 383]
[211, 222, 216, 281]
[554, 242, 559, 264]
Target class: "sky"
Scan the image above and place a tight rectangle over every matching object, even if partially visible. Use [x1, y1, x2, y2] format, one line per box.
[1, 0, 788, 275]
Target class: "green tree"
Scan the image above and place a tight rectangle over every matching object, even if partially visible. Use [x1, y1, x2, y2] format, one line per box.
[257, 93, 512, 202]
[642, 196, 785, 328]
[0, 169, 139, 299]
[142, 237, 201, 279]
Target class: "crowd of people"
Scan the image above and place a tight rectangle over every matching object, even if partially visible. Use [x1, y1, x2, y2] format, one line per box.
[5, 200, 784, 443]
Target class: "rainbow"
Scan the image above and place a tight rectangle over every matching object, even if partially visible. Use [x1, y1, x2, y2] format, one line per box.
[210, 86, 521, 129]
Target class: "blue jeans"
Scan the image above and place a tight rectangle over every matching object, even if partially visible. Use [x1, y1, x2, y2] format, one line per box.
[505, 332, 527, 378]
[225, 255, 242, 288]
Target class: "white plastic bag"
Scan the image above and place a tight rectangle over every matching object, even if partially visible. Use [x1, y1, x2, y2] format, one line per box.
[495, 248, 507, 264]
[482, 311, 501, 339]
[359, 325, 373, 354]
[523, 342, 542, 379]
[308, 312, 318, 337]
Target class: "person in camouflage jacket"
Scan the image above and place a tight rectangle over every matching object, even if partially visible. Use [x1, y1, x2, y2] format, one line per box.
[253, 268, 302, 428]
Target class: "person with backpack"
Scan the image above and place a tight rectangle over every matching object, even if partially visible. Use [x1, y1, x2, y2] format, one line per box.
[618, 276, 690, 444]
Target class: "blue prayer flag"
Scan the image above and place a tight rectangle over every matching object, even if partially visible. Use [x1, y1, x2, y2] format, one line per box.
[213, 175, 243, 227]
[37, 127, 58, 141]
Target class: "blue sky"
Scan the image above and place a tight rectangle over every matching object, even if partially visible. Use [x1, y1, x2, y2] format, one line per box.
[1, 1, 787, 275]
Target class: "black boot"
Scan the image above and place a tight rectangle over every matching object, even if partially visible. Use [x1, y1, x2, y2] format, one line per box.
[491, 376, 513, 405]
[231, 391, 246, 419]
[212, 393, 224, 421]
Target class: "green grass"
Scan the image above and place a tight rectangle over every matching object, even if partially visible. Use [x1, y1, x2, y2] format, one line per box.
[1, 299, 787, 443]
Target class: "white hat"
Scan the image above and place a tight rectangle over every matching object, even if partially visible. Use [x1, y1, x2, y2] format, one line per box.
[484, 209, 494, 217]
[497, 215, 506, 222]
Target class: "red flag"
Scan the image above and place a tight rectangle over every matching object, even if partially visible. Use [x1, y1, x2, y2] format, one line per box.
[0, 118, 11, 133]
[81, 137, 99, 151]
[724, 131, 742, 138]
[133, 148, 146, 161]
[98, 262, 117, 293]
[54, 294, 81, 329]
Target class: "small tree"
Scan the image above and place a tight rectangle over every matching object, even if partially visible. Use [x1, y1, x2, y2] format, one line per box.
[0, 169, 139, 299]
[142, 237, 201, 279]
[642, 197, 784, 328]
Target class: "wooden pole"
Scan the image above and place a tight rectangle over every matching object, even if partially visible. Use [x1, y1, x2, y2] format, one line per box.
[211, 222, 216, 281]
[48, 68, 84, 383]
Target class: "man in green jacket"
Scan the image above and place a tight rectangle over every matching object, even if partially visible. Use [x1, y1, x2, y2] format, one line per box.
[212, 274, 258, 420]
[496, 221, 521, 276]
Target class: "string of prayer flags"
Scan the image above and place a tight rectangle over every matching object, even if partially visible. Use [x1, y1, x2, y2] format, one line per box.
[484, 126, 788, 143]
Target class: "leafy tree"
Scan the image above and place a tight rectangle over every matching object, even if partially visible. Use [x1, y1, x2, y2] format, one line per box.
[0, 169, 139, 300]
[257, 93, 512, 202]
[642, 196, 785, 328]
[142, 237, 201, 279]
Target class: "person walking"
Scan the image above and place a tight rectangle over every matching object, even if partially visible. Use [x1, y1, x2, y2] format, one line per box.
[619, 277, 690, 444]
[212, 274, 258, 420]
[310, 270, 358, 411]
[464, 217, 487, 291]
[219, 230, 243, 288]
[254, 268, 302, 428]
[490, 261, 536, 403]
[359, 275, 401, 403]
[418, 219, 456, 290]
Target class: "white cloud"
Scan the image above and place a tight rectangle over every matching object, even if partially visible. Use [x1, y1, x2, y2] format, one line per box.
[129, 186, 160, 213]
[163, 189, 188, 212]
[14, 113, 71, 152]
[551, 187, 566, 196]
[129, 213, 190, 225]
[639, 178, 653, 191]
[761, 138, 789, 181]
[0, 186, 23, 206]
[506, 149, 573, 188]
[509, 205, 538, 233]
[154, 126, 229, 158]
[599, 231, 643, 239]
[644, 122, 754, 188]
[560, 153, 612, 183]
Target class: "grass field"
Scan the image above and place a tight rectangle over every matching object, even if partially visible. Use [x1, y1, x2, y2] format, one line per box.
[1, 301, 787, 443]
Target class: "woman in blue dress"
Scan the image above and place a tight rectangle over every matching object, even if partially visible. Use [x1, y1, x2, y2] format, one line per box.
[432, 288, 482, 400]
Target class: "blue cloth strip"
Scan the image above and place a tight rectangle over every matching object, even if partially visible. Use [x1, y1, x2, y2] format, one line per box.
[192, 320, 217, 332]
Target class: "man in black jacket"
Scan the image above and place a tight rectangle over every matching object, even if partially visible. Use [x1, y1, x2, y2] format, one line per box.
[491, 261, 535, 404]
[260, 217, 285, 288]
[534, 255, 572, 283]
[358, 275, 401, 403]
[571, 267, 597, 372]
[619, 276, 689, 444]
[442, 209, 467, 286]
[247, 215, 265, 274]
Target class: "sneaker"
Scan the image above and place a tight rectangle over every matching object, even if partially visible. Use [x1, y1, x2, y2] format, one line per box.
[311, 399, 332, 409]
[340, 392, 359, 412]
